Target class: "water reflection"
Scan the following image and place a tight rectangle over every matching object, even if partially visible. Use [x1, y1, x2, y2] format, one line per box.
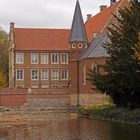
[0, 113, 139, 140]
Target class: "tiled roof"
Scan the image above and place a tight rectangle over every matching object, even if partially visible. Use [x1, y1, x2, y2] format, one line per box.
[69, 0, 88, 42]
[79, 33, 110, 60]
[14, 28, 70, 51]
[85, 0, 121, 41]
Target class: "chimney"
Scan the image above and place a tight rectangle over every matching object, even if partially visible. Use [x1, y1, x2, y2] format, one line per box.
[100, 5, 107, 11]
[9, 22, 15, 42]
[87, 14, 92, 21]
[10, 22, 15, 30]
[110, 0, 116, 5]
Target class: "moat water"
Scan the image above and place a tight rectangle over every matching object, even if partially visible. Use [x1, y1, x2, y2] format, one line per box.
[0, 112, 140, 140]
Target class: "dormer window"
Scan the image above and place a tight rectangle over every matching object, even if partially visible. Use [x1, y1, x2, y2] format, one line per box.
[93, 32, 98, 38]
[72, 44, 76, 48]
[78, 43, 83, 48]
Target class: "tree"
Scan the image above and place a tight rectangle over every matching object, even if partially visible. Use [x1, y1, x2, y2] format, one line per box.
[90, 0, 140, 108]
[0, 69, 7, 87]
[0, 28, 8, 86]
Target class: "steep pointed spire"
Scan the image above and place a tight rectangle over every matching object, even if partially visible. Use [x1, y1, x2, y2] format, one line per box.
[69, 0, 88, 42]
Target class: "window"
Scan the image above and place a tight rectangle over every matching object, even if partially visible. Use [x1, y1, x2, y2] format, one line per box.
[16, 53, 24, 64]
[16, 70, 24, 80]
[31, 53, 39, 64]
[72, 44, 76, 48]
[92, 64, 98, 74]
[84, 43, 88, 48]
[41, 53, 48, 64]
[93, 32, 98, 38]
[51, 69, 59, 80]
[31, 70, 38, 80]
[78, 43, 83, 48]
[83, 65, 86, 85]
[51, 53, 59, 64]
[61, 53, 68, 64]
[41, 69, 48, 80]
[61, 69, 68, 80]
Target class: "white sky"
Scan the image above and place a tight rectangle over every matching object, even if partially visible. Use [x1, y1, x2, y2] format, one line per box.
[0, 0, 111, 32]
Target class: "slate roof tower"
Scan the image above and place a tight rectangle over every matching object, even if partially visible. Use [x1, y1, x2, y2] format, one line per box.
[69, 0, 88, 52]
[69, 0, 88, 42]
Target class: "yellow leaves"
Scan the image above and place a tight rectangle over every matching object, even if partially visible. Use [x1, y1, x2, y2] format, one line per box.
[0, 70, 7, 87]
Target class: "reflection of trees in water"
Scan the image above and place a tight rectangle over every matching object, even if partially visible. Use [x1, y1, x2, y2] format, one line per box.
[67, 118, 110, 140]
[109, 122, 140, 140]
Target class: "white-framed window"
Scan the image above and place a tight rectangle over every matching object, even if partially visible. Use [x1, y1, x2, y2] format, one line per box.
[93, 32, 98, 38]
[16, 69, 24, 80]
[83, 65, 86, 85]
[78, 43, 83, 48]
[41, 53, 48, 64]
[92, 64, 98, 73]
[61, 53, 68, 64]
[41, 69, 48, 80]
[71, 43, 76, 48]
[16, 53, 24, 64]
[61, 69, 68, 80]
[31, 69, 38, 80]
[51, 53, 59, 64]
[84, 43, 88, 48]
[31, 53, 39, 64]
[51, 69, 59, 80]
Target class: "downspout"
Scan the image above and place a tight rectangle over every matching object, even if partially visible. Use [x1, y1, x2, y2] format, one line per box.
[14, 49, 16, 88]
[77, 60, 80, 107]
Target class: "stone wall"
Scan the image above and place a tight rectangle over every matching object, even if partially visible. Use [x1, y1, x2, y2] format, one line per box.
[70, 93, 109, 106]
[0, 88, 109, 110]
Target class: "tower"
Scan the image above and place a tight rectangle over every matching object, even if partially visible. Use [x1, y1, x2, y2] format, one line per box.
[69, 0, 88, 56]
[69, 0, 88, 102]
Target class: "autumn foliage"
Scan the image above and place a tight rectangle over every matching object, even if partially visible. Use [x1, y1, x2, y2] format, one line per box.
[0, 29, 8, 87]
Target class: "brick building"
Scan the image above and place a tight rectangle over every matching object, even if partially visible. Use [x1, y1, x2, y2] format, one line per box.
[7, 0, 129, 107]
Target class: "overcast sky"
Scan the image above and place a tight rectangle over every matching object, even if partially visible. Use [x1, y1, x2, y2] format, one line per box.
[0, 0, 111, 32]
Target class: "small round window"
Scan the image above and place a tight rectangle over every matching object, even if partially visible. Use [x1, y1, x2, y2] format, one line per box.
[78, 43, 83, 48]
[72, 44, 76, 48]
[84, 44, 88, 48]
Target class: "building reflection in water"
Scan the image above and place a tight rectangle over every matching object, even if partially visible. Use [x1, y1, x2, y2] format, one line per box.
[0, 115, 140, 140]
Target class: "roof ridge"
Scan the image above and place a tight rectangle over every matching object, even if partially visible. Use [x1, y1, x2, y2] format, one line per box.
[100, 0, 122, 33]
[79, 34, 106, 60]
[86, 0, 121, 24]
[85, 0, 122, 41]
[14, 28, 70, 30]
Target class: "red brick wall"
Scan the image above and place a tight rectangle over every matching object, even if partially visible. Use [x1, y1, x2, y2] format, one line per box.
[79, 57, 106, 94]
[69, 42, 87, 94]
[0, 88, 28, 107]
[31, 88, 71, 94]
[0, 88, 71, 107]
[0, 94, 27, 107]
[15, 51, 70, 88]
